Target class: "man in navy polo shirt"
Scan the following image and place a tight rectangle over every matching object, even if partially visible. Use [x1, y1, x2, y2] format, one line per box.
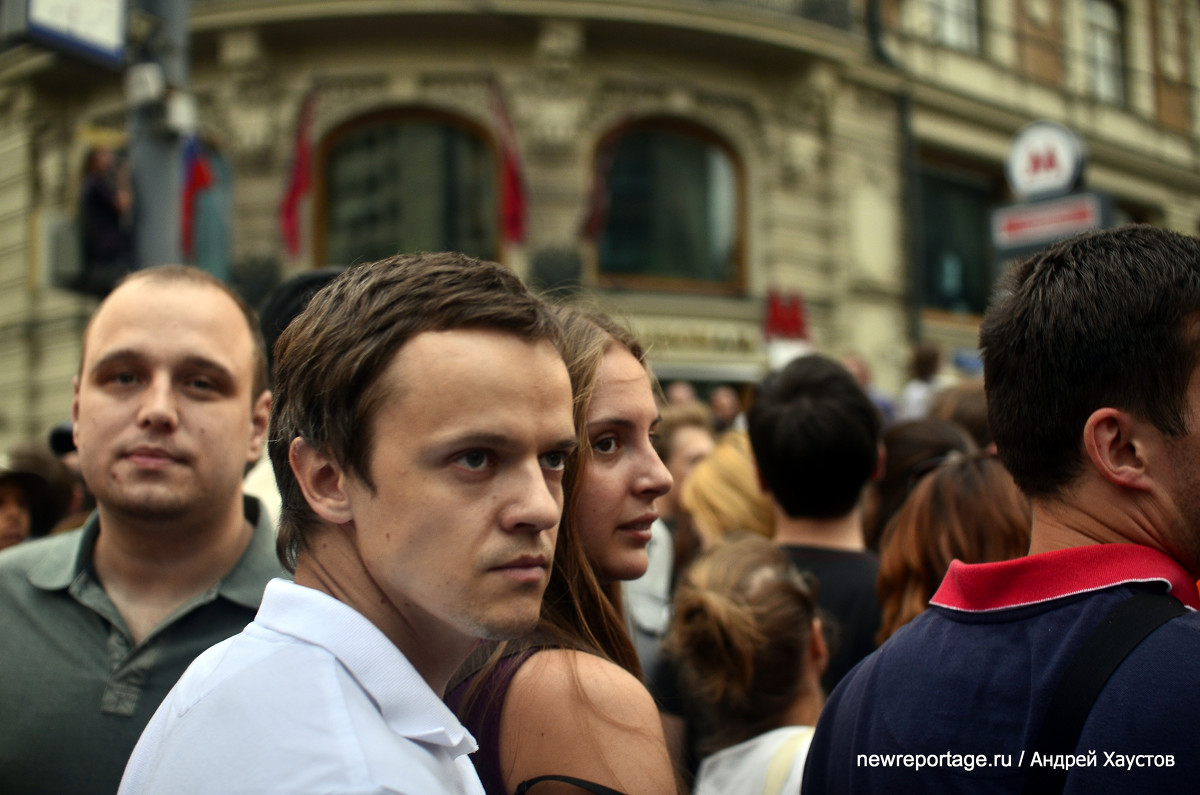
[802, 225, 1200, 792]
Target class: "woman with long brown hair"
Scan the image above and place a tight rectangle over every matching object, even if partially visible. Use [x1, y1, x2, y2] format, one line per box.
[875, 453, 1031, 643]
[447, 304, 677, 795]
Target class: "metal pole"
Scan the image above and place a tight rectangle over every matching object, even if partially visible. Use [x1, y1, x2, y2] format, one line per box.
[128, 0, 189, 270]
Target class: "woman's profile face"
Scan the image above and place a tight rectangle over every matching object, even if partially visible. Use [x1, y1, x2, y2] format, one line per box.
[574, 347, 673, 582]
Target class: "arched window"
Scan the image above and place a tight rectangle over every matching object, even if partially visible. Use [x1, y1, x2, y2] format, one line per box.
[319, 110, 497, 265]
[589, 119, 743, 291]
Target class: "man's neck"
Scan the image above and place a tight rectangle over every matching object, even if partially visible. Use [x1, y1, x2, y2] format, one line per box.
[92, 496, 253, 645]
[294, 531, 475, 697]
[772, 505, 866, 551]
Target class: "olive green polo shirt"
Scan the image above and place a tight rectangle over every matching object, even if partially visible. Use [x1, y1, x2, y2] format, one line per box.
[0, 497, 282, 795]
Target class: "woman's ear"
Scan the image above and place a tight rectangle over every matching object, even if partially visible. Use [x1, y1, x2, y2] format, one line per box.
[810, 617, 830, 677]
[288, 437, 355, 525]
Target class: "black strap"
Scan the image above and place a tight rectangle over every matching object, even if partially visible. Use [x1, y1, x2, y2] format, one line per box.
[1023, 591, 1186, 794]
[515, 775, 628, 795]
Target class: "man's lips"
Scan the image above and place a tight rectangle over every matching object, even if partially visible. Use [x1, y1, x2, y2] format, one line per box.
[123, 446, 185, 469]
[490, 555, 551, 584]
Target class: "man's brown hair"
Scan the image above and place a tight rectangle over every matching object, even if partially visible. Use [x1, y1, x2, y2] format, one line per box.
[269, 251, 562, 571]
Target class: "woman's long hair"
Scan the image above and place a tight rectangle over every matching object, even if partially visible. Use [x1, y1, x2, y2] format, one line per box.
[875, 453, 1031, 643]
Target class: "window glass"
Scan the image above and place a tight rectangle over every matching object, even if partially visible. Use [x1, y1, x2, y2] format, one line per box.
[1085, 0, 1125, 104]
[920, 169, 1001, 315]
[929, 0, 981, 52]
[597, 124, 740, 287]
[324, 118, 496, 265]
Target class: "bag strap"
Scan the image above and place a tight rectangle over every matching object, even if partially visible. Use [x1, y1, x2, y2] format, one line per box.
[1023, 591, 1186, 794]
[516, 775, 627, 795]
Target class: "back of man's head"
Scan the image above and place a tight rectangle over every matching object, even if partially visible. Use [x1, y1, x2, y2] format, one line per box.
[269, 251, 561, 571]
[747, 354, 881, 520]
[980, 225, 1200, 498]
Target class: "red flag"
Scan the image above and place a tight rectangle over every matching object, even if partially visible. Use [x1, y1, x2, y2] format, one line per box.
[181, 137, 214, 259]
[280, 92, 316, 256]
[765, 290, 808, 339]
[579, 139, 617, 241]
[488, 80, 526, 244]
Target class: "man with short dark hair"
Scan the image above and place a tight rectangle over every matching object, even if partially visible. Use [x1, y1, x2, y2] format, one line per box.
[802, 225, 1200, 791]
[746, 353, 883, 692]
[121, 252, 576, 793]
[0, 266, 278, 795]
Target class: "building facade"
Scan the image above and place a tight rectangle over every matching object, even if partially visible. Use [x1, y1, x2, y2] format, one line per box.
[0, 0, 1197, 449]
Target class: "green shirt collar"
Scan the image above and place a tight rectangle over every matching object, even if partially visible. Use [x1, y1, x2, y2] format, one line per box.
[26, 497, 280, 608]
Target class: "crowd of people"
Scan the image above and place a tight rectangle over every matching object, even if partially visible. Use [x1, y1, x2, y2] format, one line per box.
[2, 224, 1200, 793]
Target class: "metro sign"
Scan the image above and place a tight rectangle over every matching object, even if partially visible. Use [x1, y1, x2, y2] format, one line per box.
[1005, 121, 1085, 200]
[992, 192, 1110, 262]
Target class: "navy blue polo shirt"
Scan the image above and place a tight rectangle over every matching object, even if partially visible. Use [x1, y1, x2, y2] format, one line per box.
[801, 544, 1200, 793]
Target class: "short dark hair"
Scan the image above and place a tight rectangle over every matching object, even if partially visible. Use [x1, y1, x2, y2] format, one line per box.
[979, 225, 1200, 498]
[746, 354, 880, 519]
[269, 252, 562, 571]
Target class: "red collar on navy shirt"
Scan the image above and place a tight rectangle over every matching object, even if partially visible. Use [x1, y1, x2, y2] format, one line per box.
[930, 544, 1200, 612]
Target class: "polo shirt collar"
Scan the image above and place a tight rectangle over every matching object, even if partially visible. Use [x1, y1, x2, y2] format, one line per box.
[25, 496, 278, 608]
[256, 579, 477, 755]
[930, 543, 1200, 613]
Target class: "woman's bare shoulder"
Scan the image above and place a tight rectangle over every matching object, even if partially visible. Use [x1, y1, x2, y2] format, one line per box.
[499, 649, 676, 794]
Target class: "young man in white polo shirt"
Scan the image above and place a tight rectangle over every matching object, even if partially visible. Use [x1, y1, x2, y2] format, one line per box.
[120, 252, 577, 794]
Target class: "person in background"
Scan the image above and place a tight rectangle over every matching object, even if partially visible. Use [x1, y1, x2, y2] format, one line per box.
[875, 452, 1030, 643]
[895, 341, 941, 422]
[627, 401, 715, 681]
[666, 379, 699, 406]
[862, 419, 978, 553]
[842, 352, 896, 428]
[665, 533, 826, 795]
[709, 384, 744, 433]
[242, 266, 346, 530]
[78, 146, 133, 298]
[0, 266, 278, 795]
[679, 430, 774, 551]
[448, 303, 676, 795]
[0, 452, 48, 551]
[46, 420, 94, 534]
[746, 354, 883, 693]
[928, 379, 993, 451]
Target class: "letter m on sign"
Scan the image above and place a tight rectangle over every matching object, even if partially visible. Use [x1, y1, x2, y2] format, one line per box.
[1028, 148, 1058, 177]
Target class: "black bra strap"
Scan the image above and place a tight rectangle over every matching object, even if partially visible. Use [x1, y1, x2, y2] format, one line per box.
[515, 775, 628, 795]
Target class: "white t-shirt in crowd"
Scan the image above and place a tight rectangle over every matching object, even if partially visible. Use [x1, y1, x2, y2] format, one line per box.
[694, 725, 815, 795]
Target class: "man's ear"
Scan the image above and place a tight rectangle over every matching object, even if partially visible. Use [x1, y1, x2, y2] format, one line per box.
[70, 375, 81, 449]
[1082, 407, 1153, 492]
[246, 390, 272, 464]
[289, 437, 354, 524]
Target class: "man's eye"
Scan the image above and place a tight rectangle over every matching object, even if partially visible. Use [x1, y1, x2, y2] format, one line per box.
[110, 372, 138, 386]
[187, 378, 215, 391]
[456, 451, 490, 471]
[540, 451, 567, 471]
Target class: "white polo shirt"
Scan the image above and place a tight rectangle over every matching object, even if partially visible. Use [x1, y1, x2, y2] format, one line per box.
[119, 579, 484, 795]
